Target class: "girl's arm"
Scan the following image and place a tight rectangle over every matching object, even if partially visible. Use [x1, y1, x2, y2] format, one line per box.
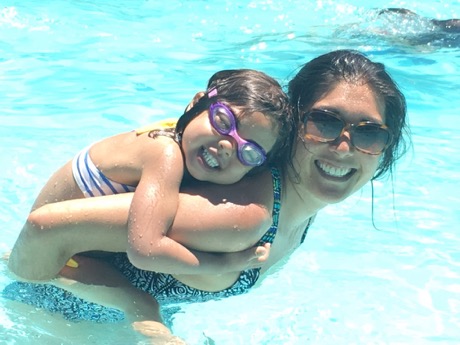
[126, 138, 218, 273]
[125, 135, 272, 275]
[125, 136, 194, 272]
[8, 164, 273, 280]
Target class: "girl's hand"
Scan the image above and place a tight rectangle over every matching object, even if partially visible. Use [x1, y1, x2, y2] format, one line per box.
[224, 243, 271, 271]
[251, 242, 271, 265]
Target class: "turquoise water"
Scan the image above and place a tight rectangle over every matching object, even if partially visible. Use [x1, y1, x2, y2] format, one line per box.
[1, 0, 459, 344]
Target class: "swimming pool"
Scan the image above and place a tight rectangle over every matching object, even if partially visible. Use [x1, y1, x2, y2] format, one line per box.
[1, 0, 459, 344]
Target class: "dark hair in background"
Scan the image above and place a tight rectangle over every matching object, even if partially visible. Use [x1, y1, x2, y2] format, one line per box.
[288, 49, 411, 180]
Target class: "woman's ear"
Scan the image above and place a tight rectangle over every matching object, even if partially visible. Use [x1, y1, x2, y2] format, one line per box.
[185, 91, 206, 112]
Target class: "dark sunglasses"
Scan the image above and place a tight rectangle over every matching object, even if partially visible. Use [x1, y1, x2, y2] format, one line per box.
[303, 109, 393, 155]
[209, 102, 266, 167]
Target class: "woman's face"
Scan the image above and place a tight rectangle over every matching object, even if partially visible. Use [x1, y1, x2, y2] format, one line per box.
[294, 81, 386, 205]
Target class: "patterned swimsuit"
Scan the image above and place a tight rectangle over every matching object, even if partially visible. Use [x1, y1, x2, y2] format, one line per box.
[110, 167, 313, 305]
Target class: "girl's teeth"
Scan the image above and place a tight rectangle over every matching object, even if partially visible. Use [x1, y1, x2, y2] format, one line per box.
[317, 161, 351, 177]
[203, 148, 219, 168]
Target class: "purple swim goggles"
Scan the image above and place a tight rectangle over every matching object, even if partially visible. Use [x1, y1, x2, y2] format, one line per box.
[208, 102, 267, 167]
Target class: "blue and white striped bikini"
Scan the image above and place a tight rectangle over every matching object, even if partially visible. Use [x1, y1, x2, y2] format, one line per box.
[72, 146, 136, 197]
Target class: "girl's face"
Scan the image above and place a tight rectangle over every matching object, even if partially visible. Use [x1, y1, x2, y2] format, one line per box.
[294, 81, 386, 205]
[181, 104, 277, 184]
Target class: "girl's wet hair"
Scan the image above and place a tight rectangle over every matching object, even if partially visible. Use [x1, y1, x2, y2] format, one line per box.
[175, 69, 293, 174]
[288, 49, 410, 180]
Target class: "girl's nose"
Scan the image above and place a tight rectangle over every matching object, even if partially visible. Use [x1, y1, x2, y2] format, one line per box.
[217, 139, 234, 167]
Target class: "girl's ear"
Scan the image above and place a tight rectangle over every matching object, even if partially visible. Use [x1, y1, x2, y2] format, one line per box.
[185, 91, 206, 112]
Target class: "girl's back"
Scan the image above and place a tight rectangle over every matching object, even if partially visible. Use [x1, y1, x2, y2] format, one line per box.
[30, 130, 180, 210]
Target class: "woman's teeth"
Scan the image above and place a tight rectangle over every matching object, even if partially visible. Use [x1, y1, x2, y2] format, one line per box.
[317, 161, 352, 177]
[202, 148, 219, 168]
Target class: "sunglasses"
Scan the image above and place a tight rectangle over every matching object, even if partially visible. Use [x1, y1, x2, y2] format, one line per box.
[303, 109, 393, 155]
[209, 102, 267, 167]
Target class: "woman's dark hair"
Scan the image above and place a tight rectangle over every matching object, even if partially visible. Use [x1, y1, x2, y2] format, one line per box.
[288, 49, 410, 180]
[174, 69, 293, 174]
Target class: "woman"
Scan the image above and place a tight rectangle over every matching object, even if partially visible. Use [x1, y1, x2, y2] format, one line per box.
[7, 49, 410, 339]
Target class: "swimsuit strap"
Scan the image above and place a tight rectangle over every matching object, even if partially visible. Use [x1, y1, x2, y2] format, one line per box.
[300, 213, 316, 244]
[257, 166, 315, 246]
[257, 167, 282, 245]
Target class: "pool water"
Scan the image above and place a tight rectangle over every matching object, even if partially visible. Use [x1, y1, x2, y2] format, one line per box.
[1, 0, 459, 344]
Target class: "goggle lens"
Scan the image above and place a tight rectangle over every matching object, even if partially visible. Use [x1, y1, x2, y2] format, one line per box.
[304, 110, 392, 155]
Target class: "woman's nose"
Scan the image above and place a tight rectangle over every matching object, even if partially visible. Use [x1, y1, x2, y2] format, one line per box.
[330, 132, 354, 157]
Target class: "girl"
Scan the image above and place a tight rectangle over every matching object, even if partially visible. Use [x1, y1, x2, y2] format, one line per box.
[8, 69, 293, 280]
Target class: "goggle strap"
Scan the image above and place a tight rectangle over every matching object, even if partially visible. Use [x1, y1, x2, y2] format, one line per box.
[208, 88, 218, 98]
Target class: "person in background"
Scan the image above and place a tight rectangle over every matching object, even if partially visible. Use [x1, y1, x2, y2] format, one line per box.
[8, 68, 294, 281]
[375, 8, 459, 48]
[378, 8, 459, 34]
